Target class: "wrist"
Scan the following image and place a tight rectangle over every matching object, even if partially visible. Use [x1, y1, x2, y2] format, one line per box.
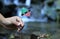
[0, 14, 5, 23]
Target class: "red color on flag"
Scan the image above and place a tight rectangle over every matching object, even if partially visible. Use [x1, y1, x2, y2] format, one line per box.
[24, 12, 31, 17]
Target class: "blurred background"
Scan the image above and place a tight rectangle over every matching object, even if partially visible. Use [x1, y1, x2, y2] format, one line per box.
[0, 0, 60, 39]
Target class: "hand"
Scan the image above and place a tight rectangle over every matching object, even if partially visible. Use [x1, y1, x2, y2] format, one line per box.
[1, 16, 24, 30]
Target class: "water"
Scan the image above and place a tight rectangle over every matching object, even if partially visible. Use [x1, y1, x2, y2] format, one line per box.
[16, 22, 60, 39]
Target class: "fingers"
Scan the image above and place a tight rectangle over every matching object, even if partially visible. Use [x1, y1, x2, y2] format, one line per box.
[12, 16, 24, 27]
[16, 17, 24, 27]
[16, 17, 24, 32]
[12, 21, 20, 26]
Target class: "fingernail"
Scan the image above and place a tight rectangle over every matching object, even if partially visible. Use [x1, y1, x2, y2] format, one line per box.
[18, 23, 20, 25]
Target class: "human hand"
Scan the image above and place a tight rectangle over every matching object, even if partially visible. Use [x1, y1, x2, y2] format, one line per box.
[1, 16, 24, 30]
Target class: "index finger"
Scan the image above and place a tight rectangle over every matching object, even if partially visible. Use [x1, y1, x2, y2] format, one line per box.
[16, 17, 24, 26]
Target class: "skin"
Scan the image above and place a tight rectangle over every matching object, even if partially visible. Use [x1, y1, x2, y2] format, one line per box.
[0, 13, 24, 31]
